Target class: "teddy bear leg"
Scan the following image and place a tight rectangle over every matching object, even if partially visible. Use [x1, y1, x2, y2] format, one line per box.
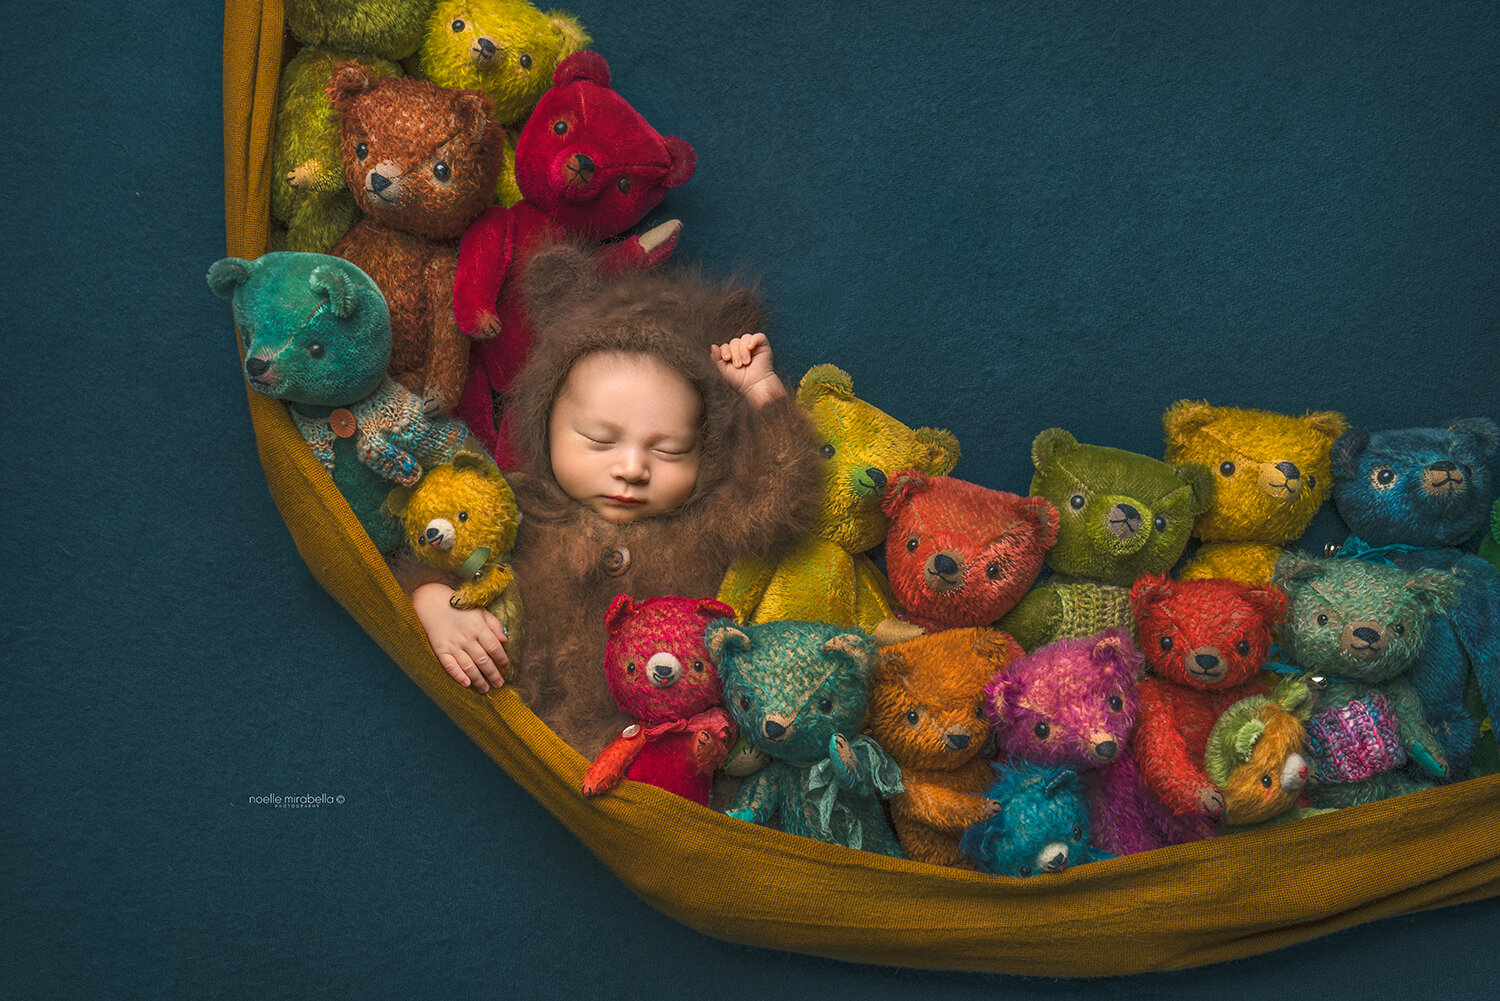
[453, 355, 501, 454]
[1403, 621, 1478, 780]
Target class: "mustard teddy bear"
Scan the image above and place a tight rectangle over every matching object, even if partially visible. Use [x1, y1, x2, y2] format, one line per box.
[718, 364, 959, 634]
[385, 451, 524, 656]
[1163, 400, 1348, 583]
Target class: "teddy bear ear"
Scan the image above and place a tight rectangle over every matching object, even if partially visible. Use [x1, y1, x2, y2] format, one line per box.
[1241, 582, 1289, 624]
[1091, 627, 1144, 676]
[872, 647, 910, 685]
[450, 451, 489, 472]
[1043, 768, 1081, 800]
[914, 428, 961, 477]
[796, 364, 855, 406]
[326, 60, 375, 114]
[1448, 417, 1500, 459]
[1271, 552, 1325, 588]
[1174, 462, 1216, 516]
[1231, 717, 1267, 762]
[1405, 568, 1460, 614]
[695, 598, 737, 622]
[450, 89, 498, 146]
[549, 14, 590, 57]
[1018, 495, 1060, 549]
[604, 594, 638, 634]
[1030, 428, 1078, 470]
[880, 468, 930, 519]
[822, 632, 876, 671]
[1161, 399, 1217, 440]
[1302, 410, 1349, 441]
[981, 674, 1014, 722]
[1272, 676, 1317, 721]
[382, 484, 412, 518]
[660, 136, 697, 189]
[705, 623, 753, 661]
[1329, 427, 1371, 479]
[524, 240, 601, 329]
[971, 629, 1022, 667]
[206, 257, 257, 300]
[309, 262, 361, 319]
[1127, 573, 1174, 616]
[554, 50, 609, 88]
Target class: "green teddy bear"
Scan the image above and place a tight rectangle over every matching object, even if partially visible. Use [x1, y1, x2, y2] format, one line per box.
[997, 429, 1215, 651]
[283, 0, 438, 61]
[718, 364, 959, 634]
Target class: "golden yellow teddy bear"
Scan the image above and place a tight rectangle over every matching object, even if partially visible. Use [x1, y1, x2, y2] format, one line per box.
[385, 451, 524, 658]
[718, 364, 960, 633]
[1163, 400, 1348, 583]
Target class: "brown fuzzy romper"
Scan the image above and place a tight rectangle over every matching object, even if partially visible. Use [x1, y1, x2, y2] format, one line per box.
[504, 243, 821, 757]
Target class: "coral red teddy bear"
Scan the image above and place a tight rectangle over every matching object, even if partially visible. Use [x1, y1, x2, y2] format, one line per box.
[1127, 573, 1286, 819]
[451, 50, 697, 468]
[878, 470, 1058, 641]
[581, 595, 736, 807]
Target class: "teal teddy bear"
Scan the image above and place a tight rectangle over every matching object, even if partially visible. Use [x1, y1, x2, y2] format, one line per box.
[1272, 553, 1459, 809]
[208, 252, 467, 553]
[708, 620, 906, 857]
[997, 429, 1215, 651]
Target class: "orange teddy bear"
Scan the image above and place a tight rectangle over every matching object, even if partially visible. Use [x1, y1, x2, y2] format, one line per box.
[866, 628, 1024, 867]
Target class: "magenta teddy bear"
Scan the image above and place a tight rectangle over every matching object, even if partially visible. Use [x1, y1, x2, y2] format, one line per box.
[581, 595, 736, 807]
[879, 469, 1058, 636]
[982, 628, 1206, 857]
[451, 50, 697, 469]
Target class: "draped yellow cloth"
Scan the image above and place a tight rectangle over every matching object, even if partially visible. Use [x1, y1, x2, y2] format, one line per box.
[222, 0, 1500, 975]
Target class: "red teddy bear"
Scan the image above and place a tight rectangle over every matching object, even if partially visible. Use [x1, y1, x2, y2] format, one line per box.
[1128, 573, 1287, 818]
[581, 595, 736, 807]
[879, 469, 1058, 638]
[451, 50, 697, 469]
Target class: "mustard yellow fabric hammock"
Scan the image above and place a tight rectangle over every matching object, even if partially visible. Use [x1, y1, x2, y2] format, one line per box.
[222, 0, 1500, 976]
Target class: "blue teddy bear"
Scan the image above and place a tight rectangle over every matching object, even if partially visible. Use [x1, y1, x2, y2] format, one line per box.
[708, 619, 906, 857]
[960, 761, 1110, 877]
[208, 252, 468, 553]
[1329, 417, 1500, 779]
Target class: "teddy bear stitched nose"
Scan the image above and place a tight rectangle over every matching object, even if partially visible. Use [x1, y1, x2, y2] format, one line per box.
[566, 153, 595, 185]
[1094, 740, 1118, 761]
[1276, 461, 1301, 481]
[1194, 652, 1221, 671]
[945, 733, 971, 751]
[244, 357, 270, 377]
[762, 719, 787, 740]
[1352, 626, 1381, 644]
[930, 553, 960, 576]
[1106, 503, 1142, 540]
[865, 468, 887, 491]
[368, 172, 392, 193]
[475, 37, 497, 59]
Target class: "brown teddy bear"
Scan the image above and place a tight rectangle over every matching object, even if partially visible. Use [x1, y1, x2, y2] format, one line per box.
[328, 64, 509, 414]
[866, 628, 1024, 867]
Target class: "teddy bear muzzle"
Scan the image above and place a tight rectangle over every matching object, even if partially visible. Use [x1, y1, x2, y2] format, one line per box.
[1340, 621, 1390, 659]
[1257, 460, 1304, 500]
[421, 518, 456, 551]
[923, 552, 965, 592]
[645, 652, 683, 688]
[470, 36, 501, 67]
[761, 714, 795, 741]
[243, 355, 275, 386]
[1099, 500, 1154, 555]
[1187, 647, 1227, 683]
[1037, 843, 1071, 873]
[1281, 752, 1310, 791]
[1421, 460, 1467, 496]
[364, 164, 407, 206]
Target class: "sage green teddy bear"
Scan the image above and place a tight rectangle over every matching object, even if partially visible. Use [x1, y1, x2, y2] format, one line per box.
[997, 429, 1214, 651]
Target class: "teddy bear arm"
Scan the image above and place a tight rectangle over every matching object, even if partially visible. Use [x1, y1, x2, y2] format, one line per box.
[414, 253, 471, 413]
[281, 187, 359, 254]
[596, 219, 682, 273]
[852, 560, 899, 634]
[581, 729, 648, 797]
[895, 781, 997, 832]
[716, 556, 778, 623]
[725, 767, 778, 824]
[1179, 543, 1283, 585]
[1386, 680, 1449, 777]
[1091, 758, 1170, 856]
[1135, 695, 1216, 816]
[358, 432, 425, 487]
[996, 587, 1063, 652]
[453, 206, 517, 336]
[453, 562, 516, 610]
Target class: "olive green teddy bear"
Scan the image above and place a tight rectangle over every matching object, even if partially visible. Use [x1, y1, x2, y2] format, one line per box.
[717, 364, 959, 634]
[997, 429, 1215, 652]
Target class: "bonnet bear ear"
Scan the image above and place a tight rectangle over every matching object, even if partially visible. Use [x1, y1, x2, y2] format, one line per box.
[1030, 428, 1078, 470]
[1127, 573, 1175, 618]
[523, 241, 602, 330]
[553, 50, 610, 87]
[206, 257, 256, 300]
[797, 364, 856, 406]
[1272, 552, 1325, 589]
[1405, 568, 1460, 615]
[705, 623, 752, 662]
[1241, 582, 1289, 626]
[604, 594, 638, 634]
[1330, 427, 1370, 480]
[1162, 399, 1217, 440]
[1448, 417, 1500, 459]
[1174, 462, 1216, 517]
[915, 428, 961, 477]
[450, 451, 491, 473]
[309, 262, 361, 319]
[326, 61, 376, 114]
[1302, 410, 1349, 441]
[661, 136, 697, 189]
[880, 468, 931, 519]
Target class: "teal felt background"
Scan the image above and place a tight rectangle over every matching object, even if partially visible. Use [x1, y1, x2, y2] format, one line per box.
[2, 0, 1496, 997]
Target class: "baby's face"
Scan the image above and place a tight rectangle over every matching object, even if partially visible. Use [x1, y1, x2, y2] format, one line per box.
[549, 352, 703, 523]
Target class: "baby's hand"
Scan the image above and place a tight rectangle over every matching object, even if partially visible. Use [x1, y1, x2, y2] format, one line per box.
[711, 332, 785, 406]
[411, 582, 509, 692]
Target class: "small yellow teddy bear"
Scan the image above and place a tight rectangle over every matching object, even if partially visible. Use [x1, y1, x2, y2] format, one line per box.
[385, 451, 524, 654]
[718, 364, 960, 633]
[1163, 400, 1348, 583]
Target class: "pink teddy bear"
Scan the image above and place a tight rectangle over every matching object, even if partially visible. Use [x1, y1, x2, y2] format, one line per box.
[581, 595, 736, 807]
[982, 628, 1209, 857]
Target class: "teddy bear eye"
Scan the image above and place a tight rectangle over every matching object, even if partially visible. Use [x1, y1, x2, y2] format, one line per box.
[1108, 695, 1123, 712]
[1153, 515, 1167, 532]
[450, 19, 465, 32]
[1072, 825, 1083, 839]
[519, 53, 533, 69]
[905, 710, 919, 725]
[1235, 640, 1250, 655]
[626, 661, 637, 674]
[1373, 467, 1396, 487]
[355, 142, 369, 161]
[1069, 494, 1085, 510]
[818, 697, 833, 712]
[906, 537, 919, 552]
[307, 342, 324, 358]
[1306, 475, 1317, 489]
[1019, 866, 1033, 877]
[1316, 614, 1329, 626]
[617, 176, 632, 193]
[1033, 722, 1050, 739]
[819, 443, 836, 459]
[1260, 775, 1273, 788]
[457, 511, 468, 522]
[738, 695, 750, 710]
[1219, 461, 1235, 476]
[433, 161, 451, 182]
[1158, 635, 1173, 651]
[1393, 622, 1405, 637]
[553, 120, 568, 136]
[974, 705, 985, 719]
[692, 660, 704, 672]
[985, 562, 1001, 579]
